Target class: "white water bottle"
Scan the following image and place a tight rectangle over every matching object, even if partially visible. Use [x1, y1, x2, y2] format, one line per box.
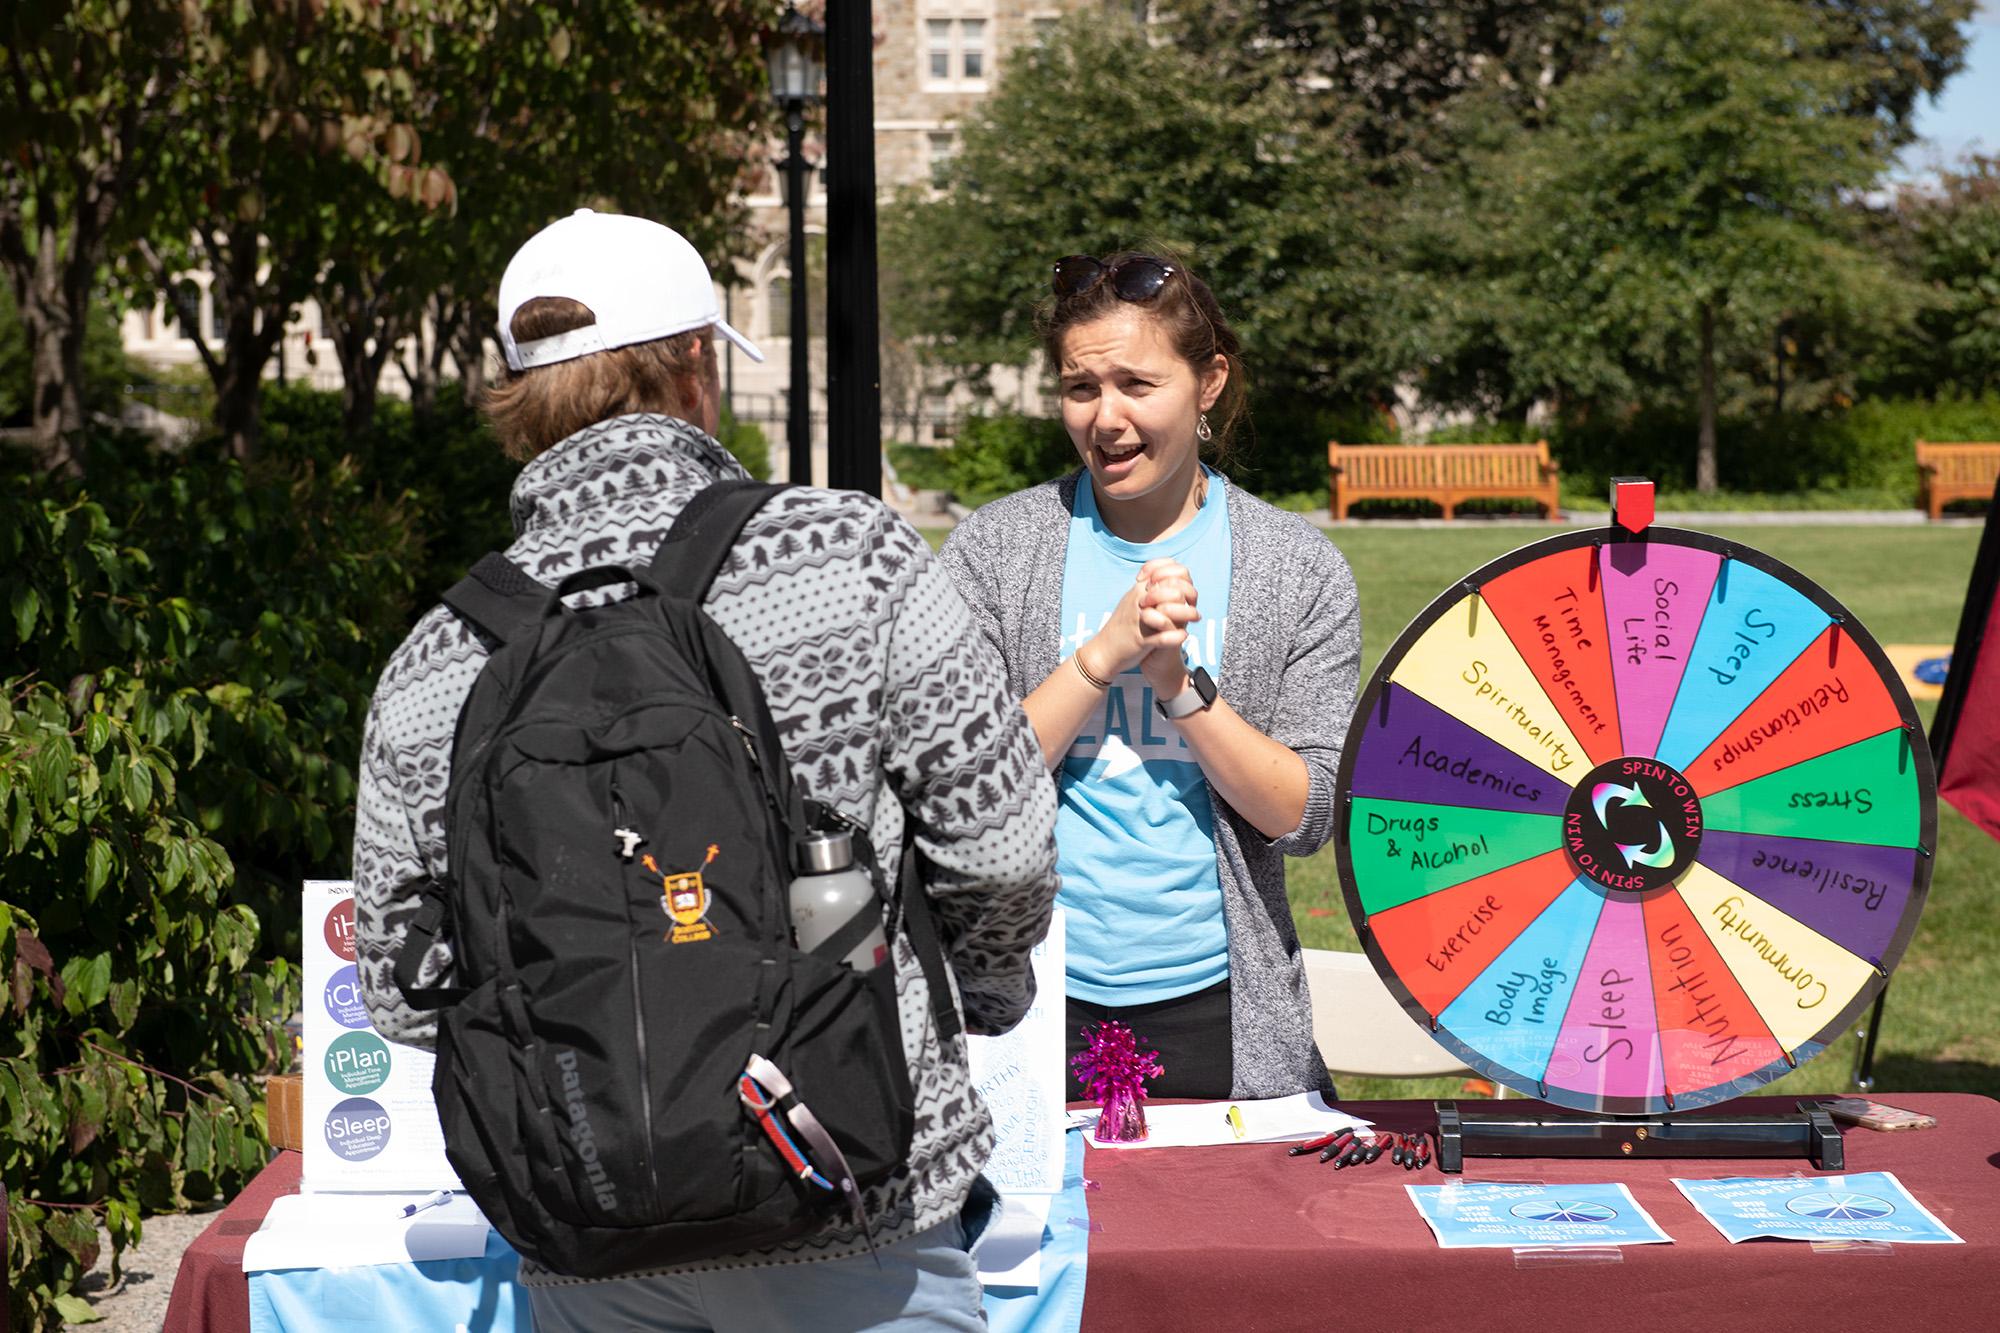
[789, 831, 889, 971]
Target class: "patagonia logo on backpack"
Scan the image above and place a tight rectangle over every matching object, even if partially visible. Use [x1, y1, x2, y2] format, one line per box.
[553, 1050, 617, 1213]
[392, 481, 955, 1278]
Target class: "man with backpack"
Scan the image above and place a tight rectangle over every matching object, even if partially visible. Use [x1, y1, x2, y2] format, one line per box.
[351, 209, 1059, 1329]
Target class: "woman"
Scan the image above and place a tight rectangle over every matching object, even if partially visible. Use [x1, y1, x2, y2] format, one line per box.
[940, 252, 1360, 1099]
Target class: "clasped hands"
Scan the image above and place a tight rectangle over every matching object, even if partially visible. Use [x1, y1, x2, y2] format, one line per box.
[1075, 559, 1200, 700]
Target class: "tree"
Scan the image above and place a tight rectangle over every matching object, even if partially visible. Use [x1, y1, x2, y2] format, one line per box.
[0, 1, 192, 474]
[0, 283, 133, 430]
[1162, 2, 1971, 164]
[883, 12, 1390, 425]
[313, 1, 773, 443]
[1883, 156, 2000, 397]
[1809, 0, 1975, 149]
[128, 3, 444, 459]
[1160, 1, 1607, 164]
[1469, 0, 1912, 490]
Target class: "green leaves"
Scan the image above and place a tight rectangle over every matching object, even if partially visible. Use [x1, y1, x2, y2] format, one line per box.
[59, 952, 112, 1015]
[84, 838, 113, 899]
[12, 586, 40, 643]
[0, 459, 370, 1331]
[886, 9, 1394, 425]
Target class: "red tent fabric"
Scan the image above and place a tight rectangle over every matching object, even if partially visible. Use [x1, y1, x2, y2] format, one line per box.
[1936, 481, 2000, 844]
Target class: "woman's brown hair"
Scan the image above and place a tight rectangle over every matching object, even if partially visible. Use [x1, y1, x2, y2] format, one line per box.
[1035, 249, 1249, 461]
[483, 297, 714, 461]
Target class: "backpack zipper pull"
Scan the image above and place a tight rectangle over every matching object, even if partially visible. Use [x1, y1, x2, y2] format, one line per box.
[611, 788, 645, 861]
[728, 715, 761, 765]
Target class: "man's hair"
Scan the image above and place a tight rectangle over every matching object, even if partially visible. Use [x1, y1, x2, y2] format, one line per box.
[483, 297, 714, 461]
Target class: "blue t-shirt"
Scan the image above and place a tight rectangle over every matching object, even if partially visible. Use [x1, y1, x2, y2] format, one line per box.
[1057, 470, 1231, 1005]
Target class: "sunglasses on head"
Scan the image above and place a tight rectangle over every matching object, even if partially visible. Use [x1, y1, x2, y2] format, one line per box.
[1051, 254, 1178, 302]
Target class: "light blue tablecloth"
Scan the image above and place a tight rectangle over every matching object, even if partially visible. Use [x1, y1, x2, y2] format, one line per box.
[248, 1229, 528, 1333]
[249, 1133, 1091, 1333]
[983, 1128, 1091, 1333]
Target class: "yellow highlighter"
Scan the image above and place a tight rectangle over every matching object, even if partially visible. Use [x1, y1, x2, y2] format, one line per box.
[1225, 1104, 1246, 1140]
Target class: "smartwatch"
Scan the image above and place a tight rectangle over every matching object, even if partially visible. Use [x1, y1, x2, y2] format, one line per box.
[1155, 666, 1218, 720]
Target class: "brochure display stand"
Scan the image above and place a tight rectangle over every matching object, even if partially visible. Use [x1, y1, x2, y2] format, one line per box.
[300, 880, 460, 1193]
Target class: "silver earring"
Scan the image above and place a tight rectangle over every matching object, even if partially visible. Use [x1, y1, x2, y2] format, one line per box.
[1196, 413, 1213, 443]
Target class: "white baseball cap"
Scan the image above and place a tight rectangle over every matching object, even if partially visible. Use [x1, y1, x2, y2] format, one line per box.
[497, 209, 764, 371]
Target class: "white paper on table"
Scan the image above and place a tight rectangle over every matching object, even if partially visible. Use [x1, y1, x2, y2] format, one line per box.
[1080, 1091, 1372, 1150]
[966, 910, 1068, 1194]
[975, 1193, 1052, 1288]
[242, 1191, 490, 1272]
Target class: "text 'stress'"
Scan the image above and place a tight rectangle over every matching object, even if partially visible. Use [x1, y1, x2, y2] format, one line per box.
[302, 881, 461, 1191]
[1336, 531, 1936, 1115]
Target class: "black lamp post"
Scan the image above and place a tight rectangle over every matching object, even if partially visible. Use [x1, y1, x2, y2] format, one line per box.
[767, 6, 823, 487]
[824, 2, 881, 497]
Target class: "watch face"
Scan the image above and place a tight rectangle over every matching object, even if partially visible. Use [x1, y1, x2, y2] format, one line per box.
[1159, 667, 1217, 719]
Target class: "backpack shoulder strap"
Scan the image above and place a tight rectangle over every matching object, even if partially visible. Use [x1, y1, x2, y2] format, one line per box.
[898, 848, 964, 1043]
[647, 480, 792, 599]
[440, 552, 553, 647]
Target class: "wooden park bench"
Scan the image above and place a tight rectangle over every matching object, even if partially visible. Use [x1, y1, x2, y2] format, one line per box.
[1915, 440, 2000, 519]
[1326, 440, 1562, 521]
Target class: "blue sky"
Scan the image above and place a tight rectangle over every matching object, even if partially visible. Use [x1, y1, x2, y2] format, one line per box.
[1897, 2, 2000, 178]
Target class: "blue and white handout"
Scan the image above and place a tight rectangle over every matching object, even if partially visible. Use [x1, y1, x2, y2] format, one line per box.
[1406, 1182, 1672, 1249]
[1672, 1172, 1963, 1244]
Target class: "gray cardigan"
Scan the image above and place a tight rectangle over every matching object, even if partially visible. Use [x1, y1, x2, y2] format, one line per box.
[940, 472, 1361, 1096]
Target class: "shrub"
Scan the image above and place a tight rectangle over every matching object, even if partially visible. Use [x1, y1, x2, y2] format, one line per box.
[934, 412, 1077, 510]
[262, 384, 516, 606]
[1234, 402, 1398, 509]
[0, 431, 424, 1329]
[716, 408, 772, 483]
[1, 493, 294, 1329]
[886, 441, 956, 494]
[1426, 396, 2000, 505]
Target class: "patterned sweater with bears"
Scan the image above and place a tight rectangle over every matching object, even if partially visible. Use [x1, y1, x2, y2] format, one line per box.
[350, 413, 1059, 1282]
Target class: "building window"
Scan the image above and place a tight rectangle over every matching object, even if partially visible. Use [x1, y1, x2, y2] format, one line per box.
[1032, 17, 1059, 46]
[928, 132, 956, 186]
[927, 20, 952, 81]
[767, 275, 791, 340]
[925, 393, 954, 442]
[961, 19, 984, 79]
[922, 13, 989, 86]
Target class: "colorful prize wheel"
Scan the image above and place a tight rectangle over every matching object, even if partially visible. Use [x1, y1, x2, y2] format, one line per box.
[1335, 528, 1936, 1116]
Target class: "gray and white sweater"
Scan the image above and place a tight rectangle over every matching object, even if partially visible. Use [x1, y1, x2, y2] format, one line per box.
[939, 472, 1360, 1097]
[350, 413, 1058, 1280]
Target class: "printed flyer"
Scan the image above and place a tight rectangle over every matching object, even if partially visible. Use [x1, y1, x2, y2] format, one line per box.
[967, 909, 1068, 1195]
[1673, 1172, 1963, 1244]
[1406, 1181, 1673, 1249]
[300, 880, 461, 1193]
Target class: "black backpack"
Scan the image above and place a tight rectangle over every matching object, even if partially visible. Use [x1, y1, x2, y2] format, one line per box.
[393, 480, 961, 1277]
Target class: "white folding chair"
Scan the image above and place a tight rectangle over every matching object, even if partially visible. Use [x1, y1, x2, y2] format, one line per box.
[1303, 948, 1502, 1095]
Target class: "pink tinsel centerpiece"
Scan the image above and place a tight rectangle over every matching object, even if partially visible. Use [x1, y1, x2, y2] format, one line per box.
[1071, 1021, 1163, 1144]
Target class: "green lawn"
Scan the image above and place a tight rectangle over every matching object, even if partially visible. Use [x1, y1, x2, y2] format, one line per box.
[923, 521, 1997, 1103]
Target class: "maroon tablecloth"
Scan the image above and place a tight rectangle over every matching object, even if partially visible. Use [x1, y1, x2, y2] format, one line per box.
[1077, 1094, 1999, 1332]
[166, 1095, 1997, 1332]
[161, 1148, 303, 1333]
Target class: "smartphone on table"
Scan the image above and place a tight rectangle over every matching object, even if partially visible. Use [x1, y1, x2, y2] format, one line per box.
[1823, 1097, 1938, 1132]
